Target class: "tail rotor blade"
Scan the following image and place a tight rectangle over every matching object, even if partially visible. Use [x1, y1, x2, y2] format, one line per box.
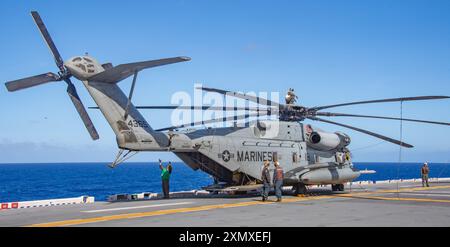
[6, 12, 98, 141]
[65, 79, 99, 140]
[5, 72, 59, 92]
[30, 11, 65, 72]
[307, 116, 413, 148]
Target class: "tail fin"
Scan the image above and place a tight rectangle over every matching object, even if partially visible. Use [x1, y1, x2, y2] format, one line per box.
[76, 56, 190, 150]
[89, 57, 190, 83]
[80, 56, 190, 150]
[83, 80, 169, 150]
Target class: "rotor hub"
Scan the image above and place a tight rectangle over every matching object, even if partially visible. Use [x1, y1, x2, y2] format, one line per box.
[64, 56, 104, 81]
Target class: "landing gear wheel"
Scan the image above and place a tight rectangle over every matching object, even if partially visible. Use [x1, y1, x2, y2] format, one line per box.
[293, 183, 308, 195]
[332, 184, 345, 192]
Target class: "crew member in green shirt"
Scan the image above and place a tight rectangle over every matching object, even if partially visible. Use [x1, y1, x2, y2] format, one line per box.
[159, 159, 173, 199]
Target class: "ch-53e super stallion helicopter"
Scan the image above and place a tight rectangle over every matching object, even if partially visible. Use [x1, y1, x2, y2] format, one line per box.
[5, 11, 450, 194]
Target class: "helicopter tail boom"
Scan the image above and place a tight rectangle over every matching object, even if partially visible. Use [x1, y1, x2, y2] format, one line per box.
[83, 79, 170, 150]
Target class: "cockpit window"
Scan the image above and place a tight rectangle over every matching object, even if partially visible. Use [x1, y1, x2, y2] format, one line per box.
[72, 57, 82, 62]
[83, 57, 93, 63]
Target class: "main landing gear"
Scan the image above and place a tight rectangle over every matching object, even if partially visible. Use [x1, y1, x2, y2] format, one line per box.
[293, 183, 308, 195]
[331, 184, 345, 192]
[108, 149, 139, 168]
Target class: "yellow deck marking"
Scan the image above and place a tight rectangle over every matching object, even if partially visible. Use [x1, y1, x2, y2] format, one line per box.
[334, 185, 450, 203]
[28, 195, 336, 227]
[337, 195, 450, 203]
[347, 184, 450, 196]
[28, 184, 450, 227]
[28, 201, 268, 227]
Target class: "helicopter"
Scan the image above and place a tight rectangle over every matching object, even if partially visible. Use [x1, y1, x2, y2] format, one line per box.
[5, 11, 450, 195]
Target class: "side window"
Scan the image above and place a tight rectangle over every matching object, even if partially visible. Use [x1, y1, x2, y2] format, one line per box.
[292, 152, 298, 163]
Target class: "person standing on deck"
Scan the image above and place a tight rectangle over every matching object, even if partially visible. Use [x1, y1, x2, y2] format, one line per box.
[273, 161, 284, 202]
[261, 160, 271, 202]
[159, 159, 173, 198]
[421, 162, 430, 187]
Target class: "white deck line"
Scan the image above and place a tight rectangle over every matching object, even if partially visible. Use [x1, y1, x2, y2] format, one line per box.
[81, 201, 194, 213]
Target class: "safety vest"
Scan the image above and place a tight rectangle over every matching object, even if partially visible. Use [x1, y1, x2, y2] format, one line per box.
[161, 168, 171, 180]
[275, 168, 284, 180]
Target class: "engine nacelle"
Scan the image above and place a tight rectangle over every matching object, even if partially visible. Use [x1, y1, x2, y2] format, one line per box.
[307, 131, 351, 151]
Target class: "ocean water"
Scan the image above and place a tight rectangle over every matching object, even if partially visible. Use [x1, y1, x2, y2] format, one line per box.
[0, 162, 449, 202]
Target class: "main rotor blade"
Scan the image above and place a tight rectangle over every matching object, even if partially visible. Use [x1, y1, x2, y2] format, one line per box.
[156, 112, 266, 131]
[30, 11, 65, 72]
[307, 116, 413, 148]
[65, 79, 99, 140]
[316, 112, 450, 126]
[5, 72, 59, 92]
[198, 86, 281, 107]
[311, 96, 450, 111]
[133, 106, 269, 111]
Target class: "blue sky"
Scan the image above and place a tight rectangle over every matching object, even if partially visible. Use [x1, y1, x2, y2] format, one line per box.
[0, 0, 449, 163]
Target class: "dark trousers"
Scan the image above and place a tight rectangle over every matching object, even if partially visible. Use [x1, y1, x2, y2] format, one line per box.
[162, 179, 170, 198]
[262, 182, 270, 199]
[274, 180, 283, 199]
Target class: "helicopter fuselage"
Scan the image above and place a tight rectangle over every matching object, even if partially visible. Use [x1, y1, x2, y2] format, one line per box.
[117, 119, 360, 187]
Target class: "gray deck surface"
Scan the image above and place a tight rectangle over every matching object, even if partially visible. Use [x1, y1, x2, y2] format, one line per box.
[2, 181, 450, 227]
